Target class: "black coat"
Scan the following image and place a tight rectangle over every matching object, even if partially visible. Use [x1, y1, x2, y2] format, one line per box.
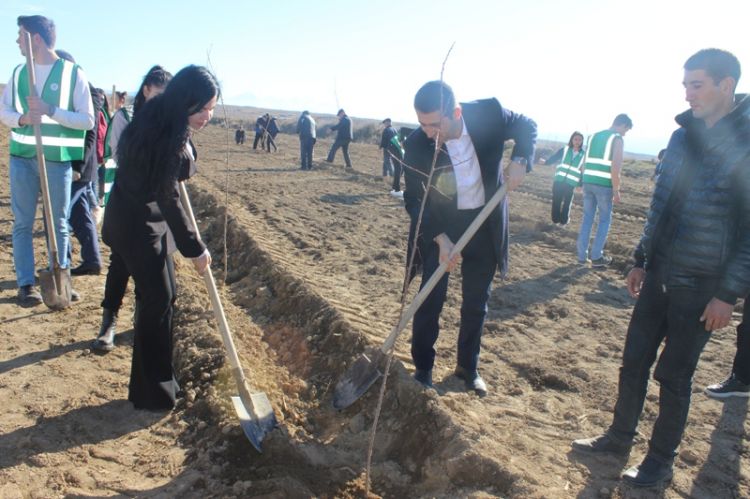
[102, 140, 205, 259]
[71, 84, 103, 183]
[634, 94, 750, 304]
[331, 115, 353, 141]
[403, 98, 536, 276]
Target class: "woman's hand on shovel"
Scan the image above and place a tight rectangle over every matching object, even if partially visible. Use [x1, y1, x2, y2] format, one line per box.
[192, 250, 212, 275]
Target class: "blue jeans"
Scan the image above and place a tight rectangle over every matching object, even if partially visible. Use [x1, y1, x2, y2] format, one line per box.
[607, 267, 714, 463]
[382, 151, 394, 177]
[576, 183, 613, 261]
[10, 156, 72, 287]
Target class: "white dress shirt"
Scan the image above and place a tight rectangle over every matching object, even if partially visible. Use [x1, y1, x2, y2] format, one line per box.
[444, 119, 485, 209]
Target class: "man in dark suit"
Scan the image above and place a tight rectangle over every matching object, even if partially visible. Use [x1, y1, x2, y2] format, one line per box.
[403, 80, 536, 396]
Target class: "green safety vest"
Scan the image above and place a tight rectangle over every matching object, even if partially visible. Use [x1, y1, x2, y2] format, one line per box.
[554, 146, 584, 187]
[103, 106, 130, 160]
[102, 107, 131, 206]
[10, 59, 86, 162]
[581, 129, 619, 187]
[389, 135, 404, 158]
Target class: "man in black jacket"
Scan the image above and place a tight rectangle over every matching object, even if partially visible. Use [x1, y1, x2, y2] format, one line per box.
[403, 80, 536, 396]
[326, 108, 353, 168]
[572, 49, 750, 488]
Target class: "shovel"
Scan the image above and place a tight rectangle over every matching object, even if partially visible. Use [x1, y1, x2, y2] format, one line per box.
[178, 181, 277, 452]
[23, 31, 71, 310]
[333, 182, 510, 409]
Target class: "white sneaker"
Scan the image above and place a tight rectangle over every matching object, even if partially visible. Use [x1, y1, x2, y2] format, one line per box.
[390, 189, 404, 199]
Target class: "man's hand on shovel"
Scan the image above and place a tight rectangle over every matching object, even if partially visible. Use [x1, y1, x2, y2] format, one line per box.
[503, 158, 527, 191]
[192, 250, 212, 275]
[435, 233, 460, 272]
[23, 95, 53, 125]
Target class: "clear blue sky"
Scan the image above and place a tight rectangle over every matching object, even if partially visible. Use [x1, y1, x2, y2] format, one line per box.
[2, 0, 749, 155]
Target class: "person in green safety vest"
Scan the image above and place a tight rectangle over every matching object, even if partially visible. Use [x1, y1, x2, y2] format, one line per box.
[379, 118, 403, 187]
[0, 15, 95, 306]
[547, 131, 585, 225]
[576, 113, 632, 267]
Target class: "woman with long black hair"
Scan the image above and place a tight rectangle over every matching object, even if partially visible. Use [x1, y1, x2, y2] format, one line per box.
[102, 65, 218, 410]
[93, 65, 172, 352]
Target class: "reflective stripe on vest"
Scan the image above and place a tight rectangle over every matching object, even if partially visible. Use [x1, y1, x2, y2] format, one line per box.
[554, 146, 584, 187]
[9, 60, 86, 162]
[102, 158, 117, 205]
[582, 130, 618, 187]
[103, 106, 131, 160]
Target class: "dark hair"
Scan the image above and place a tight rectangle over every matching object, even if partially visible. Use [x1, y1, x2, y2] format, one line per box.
[568, 131, 584, 148]
[18, 15, 55, 48]
[116, 91, 127, 101]
[657, 148, 666, 160]
[613, 113, 633, 129]
[98, 88, 110, 115]
[684, 48, 741, 88]
[117, 65, 220, 193]
[133, 65, 173, 114]
[414, 80, 455, 117]
[54, 49, 74, 63]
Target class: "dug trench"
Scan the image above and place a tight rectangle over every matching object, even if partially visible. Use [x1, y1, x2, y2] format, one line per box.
[171, 184, 522, 497]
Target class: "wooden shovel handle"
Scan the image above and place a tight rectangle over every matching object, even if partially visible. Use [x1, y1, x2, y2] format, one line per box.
[381, 182, 509, 352]
[24, 31, 61, 276]
[178, 181, 247, 384]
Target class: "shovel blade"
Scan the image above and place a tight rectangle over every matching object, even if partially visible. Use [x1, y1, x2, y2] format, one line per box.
[38, 268, 71, 310]
[332, 352, 384, 410]
[231, 391, 277, 453]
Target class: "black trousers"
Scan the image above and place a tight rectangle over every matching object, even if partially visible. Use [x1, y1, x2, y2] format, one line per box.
[411, 210, 497, 374]
[551, 180, 575, 224]
[608, 268, 714, 463]
[733, 302, 750, 383]
[392, 154, 403, 191]
[327, 139, 352, 168]
[119, 237, 179, 410]
[265, 134, 277, 152]
[300, 137, 315, 169]
[101, 249, 131, 312]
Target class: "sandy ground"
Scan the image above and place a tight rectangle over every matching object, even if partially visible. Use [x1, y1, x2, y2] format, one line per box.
[0, 116, 748, 498]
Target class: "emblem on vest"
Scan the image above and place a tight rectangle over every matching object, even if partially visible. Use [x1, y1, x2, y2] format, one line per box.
[50, 83, 59, 91]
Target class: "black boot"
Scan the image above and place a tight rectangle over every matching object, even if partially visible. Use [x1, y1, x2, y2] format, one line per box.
[91, 308, 118, 352]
